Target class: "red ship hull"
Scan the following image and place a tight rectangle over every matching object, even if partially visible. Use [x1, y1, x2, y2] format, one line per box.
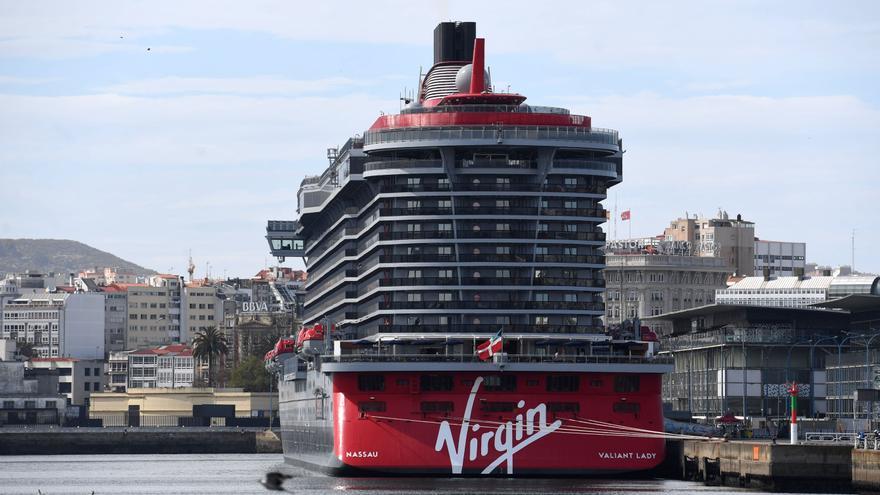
[326, 371, 664, 475]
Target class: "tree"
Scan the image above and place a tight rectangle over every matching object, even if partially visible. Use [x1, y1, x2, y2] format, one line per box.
[192, 326, 229, 387]
[15, 341, 35, 359]
[229, 356, 271, 392]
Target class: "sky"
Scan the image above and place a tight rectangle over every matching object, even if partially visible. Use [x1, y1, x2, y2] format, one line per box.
[0, 1, 878, 278]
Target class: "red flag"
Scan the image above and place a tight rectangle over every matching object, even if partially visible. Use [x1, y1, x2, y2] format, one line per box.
[476, 330, 503, 361]
[621, 210, 631, 221]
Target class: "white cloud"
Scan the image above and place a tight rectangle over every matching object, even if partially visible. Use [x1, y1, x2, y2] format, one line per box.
[100, 76, 368, 96]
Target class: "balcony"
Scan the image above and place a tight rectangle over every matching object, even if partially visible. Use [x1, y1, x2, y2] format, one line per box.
[552, 159, 618, 172]
[377, 301, 604, 311]
[455, 158, 537, 169]
[378, 254, 457, 263]
[364, 324, 597, 334]
[363, 159, 443, 176]
[378, 231, 455, 241]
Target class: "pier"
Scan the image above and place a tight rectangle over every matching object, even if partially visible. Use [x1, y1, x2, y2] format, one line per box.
[667, 439, 850, 491]
[665, 438, 880, 492]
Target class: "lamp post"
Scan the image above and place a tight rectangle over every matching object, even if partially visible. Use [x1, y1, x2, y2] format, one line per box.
[860, 330, 880, 425]
[809, 335, 838, 417]
[837, 334, 858, 426]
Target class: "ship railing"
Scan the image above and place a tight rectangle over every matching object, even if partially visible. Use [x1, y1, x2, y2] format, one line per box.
[364, 126, 619, 147]
[323, 353, 671, 365]
[551, 159, 618, 172]
[400, 104, 571, 115]
[364, 159, 443, 171]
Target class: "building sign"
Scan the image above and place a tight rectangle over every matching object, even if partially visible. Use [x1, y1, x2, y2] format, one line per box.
[605, 239, 719, 256]
[241, 301, 269, 313]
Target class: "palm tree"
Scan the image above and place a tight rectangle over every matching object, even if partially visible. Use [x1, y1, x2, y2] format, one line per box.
[192, 326, 229, 387]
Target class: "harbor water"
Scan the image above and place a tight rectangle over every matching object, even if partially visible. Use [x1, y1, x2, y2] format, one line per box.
[0, 453, 850, 494]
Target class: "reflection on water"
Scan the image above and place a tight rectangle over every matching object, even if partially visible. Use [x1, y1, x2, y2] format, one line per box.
[0, 454, 842, 495]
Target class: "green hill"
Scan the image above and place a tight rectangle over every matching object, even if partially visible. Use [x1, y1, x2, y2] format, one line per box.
[0, 239, 155, 276]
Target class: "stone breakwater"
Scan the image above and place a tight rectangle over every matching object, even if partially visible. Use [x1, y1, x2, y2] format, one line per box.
[0, 428, 281, 455]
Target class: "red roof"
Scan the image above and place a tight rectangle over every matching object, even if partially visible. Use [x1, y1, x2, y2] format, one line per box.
[101, 284, 127, 293]
[156, 274, 179, 279]
[130, 344, 193, 357]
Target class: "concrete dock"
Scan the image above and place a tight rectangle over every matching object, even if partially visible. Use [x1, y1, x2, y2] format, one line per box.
[852, 448, 880, 491]
[669, 439, 853, 492]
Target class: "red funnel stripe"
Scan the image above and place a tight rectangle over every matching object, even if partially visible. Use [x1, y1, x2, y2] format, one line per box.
[469, 38, 485, 94]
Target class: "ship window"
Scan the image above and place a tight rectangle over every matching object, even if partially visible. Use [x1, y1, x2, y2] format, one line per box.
[614, 375, 640, 393]
[612, 402, 640, 415]
[548, 402, 580, 412]
[481, 401, 515, 412]
[358, 375, 385, 391]
[483, 375, 516, 391]
[546, 375, 579, 392]
[396, 378, 409, 387]
[420, 374, 453, 391]
[358, 401, 386, 413]
[420, 401, 454, 413]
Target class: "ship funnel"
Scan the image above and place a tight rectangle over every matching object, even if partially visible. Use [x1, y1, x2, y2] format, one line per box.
[433, 21, 476, 63]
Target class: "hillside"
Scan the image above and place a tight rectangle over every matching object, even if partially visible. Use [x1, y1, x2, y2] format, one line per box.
[0, 239, 156, 276]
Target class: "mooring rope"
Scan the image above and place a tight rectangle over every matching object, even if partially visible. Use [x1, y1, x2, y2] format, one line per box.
[365, 414, 719, 441]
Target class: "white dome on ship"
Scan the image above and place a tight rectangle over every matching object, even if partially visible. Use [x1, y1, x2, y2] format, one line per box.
[455, 64, 491, 93]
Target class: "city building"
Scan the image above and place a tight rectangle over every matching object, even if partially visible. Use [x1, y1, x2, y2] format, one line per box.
[125, 283, 176, 349]
[89, 387, 276, 426]
[127, 344, 195, 389]
[28, 357, 106, 407]
[1, 292, 104, 359]
[77, 267, 142, 285]
[716, 274, 880, 308]
[810, 295, 880, 422]
[651, 304, 850, 420]
[102, 285, 127, 353]
[664, 211, 755, 277]
[106, 350, 132, 392]
[182, 284, 223, 342]
[754, 239, 806, 277]
[0, 357, 66, 425]
[603, 239, 730, 336]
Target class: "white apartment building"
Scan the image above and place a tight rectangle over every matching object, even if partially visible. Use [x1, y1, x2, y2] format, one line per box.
[716, 274, 880, 308]
[128, 344, 195, 389]
[107, 350, 131, 392]
[1, 293, 104, 359]
[183, 284, 223, 342]
[126, 281, 177, 349]
[754, 239, 806, 277]
[29, 357, 106, 406]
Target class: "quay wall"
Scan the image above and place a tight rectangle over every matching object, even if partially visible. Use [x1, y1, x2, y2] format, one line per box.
[673, 439, 852, 491]
[853, 449, 880, 491]
[0, 428, 282, 455]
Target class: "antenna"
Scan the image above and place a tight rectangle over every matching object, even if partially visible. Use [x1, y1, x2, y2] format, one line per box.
[852, 229, 856, 272]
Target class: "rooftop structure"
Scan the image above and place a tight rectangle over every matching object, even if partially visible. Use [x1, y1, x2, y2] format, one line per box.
[716, 274, 880, 308]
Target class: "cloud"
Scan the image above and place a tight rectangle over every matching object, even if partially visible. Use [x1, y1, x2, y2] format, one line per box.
[100, 76, 369, 96]
[0, 75, 60, 85]
[0, 91, 396, 167]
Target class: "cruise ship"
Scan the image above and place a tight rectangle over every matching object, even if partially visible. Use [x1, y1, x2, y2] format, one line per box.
[264, 21, 671, 476]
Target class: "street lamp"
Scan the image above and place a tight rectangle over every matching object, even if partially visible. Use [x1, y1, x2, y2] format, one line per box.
[837, 334, 859, 425]
[809, 335, 839, 417]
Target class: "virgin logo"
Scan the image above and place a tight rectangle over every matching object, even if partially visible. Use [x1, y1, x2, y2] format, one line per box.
[434, 377, 562, 474]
